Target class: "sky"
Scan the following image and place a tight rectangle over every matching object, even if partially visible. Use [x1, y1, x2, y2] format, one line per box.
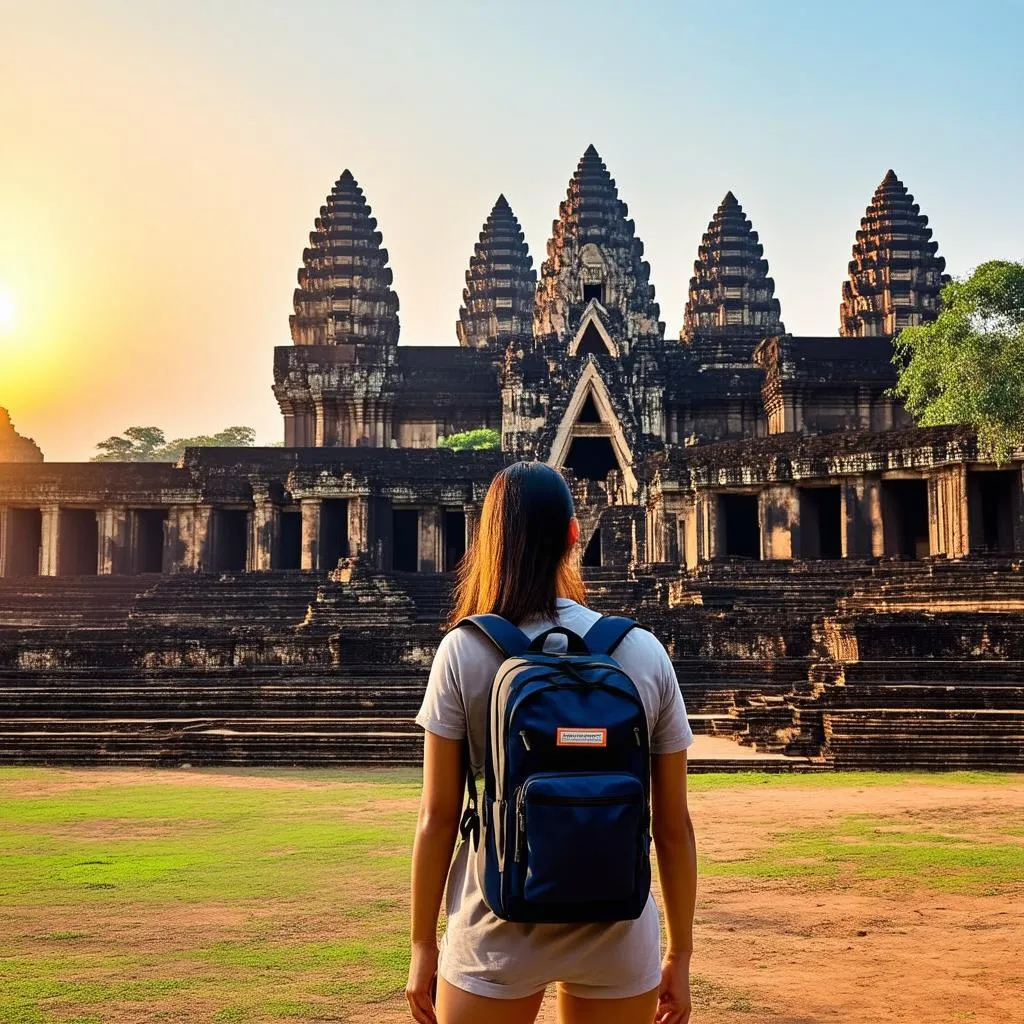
[1, 0, 1022, 461]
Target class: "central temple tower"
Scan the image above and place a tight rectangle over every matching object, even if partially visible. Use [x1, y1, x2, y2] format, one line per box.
[504, 146, 666, 501]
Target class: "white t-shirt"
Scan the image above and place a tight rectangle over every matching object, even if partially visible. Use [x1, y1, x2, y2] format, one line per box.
[415, 598, 694, 1001]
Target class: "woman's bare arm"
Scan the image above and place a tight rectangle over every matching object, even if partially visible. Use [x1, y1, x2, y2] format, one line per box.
[652, 749, 696, 1023]
[407, 732, 464, 1023]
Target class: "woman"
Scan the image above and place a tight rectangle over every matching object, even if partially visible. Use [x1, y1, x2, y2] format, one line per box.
[407, 462, 697, 1024]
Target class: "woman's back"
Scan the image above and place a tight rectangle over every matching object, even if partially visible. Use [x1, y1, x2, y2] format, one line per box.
[406, 462, 695, 1024]
[417, 598, 693, 778]
[415, 599, 693, 1003]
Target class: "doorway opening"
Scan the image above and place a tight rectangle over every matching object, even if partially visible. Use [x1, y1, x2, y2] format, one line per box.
[211, 509, 248, 572]
[133, 509, 167, 573]
[970, 470, 1017, 552]
[319, 499, 349, 570]
[58, 509, 98, 575]
[393, 509, 419, 572]
[564, 437, 618, 483]
[4, 508, 42, 576]
[881, 479, 930, 558]
[443, 509, 466, 572]
[278, 510, 302, 570]
[798, 486, 842, 559]
[718, 494, 761, 559]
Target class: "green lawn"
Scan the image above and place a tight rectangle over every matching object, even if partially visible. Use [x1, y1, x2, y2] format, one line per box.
[0, 767, 1021, 1024]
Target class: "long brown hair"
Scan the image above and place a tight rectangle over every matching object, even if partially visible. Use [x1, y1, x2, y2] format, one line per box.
[448, 462, 587, 627]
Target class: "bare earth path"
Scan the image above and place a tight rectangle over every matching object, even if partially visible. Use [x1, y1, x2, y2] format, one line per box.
[1, 769, 1021, 1024]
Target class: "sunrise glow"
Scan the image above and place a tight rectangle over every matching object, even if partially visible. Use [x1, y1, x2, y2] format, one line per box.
[0, 290, 15, 336]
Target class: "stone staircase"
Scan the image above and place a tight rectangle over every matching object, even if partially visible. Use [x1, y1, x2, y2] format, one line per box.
[0, 575, 157, 630]
[0, 558, 1022, 770]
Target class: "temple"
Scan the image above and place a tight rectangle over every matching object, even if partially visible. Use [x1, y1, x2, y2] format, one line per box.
[1, 152, 1022, 770]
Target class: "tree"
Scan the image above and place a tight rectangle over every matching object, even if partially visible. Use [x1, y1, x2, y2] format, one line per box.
[437, 427, 502, 451]
[93, 426, 166, 462]
[91, 425, 258, 462]
[893, 261, 1024, 462]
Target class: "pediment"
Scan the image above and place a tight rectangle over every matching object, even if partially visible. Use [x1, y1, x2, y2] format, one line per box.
[546, 362, 637, 497]
[567, 303, 618, 358]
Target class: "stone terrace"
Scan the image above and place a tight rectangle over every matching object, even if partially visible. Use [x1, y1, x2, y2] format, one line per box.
[0, 560, 1021, 770]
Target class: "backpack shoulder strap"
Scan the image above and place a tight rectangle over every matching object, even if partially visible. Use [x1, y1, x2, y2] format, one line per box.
[583, 614, 641, 656]
[451, 613, 529, 851]
[454, 613, 530, 658]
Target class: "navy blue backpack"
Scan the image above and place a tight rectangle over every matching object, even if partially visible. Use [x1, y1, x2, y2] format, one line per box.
[455, 613, 651, 924]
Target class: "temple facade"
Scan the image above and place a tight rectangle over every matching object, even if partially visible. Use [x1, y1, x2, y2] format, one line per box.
[1, 149, 1022, 579]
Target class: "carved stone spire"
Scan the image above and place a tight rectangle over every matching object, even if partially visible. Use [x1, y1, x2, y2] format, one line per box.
[840, 170, 948, 337]
[289, 169, 400, 347]
[533, 145, 663, 354]
[681, 192, 784, 360]
[456, 195, 536, 350]
[0, 408, 43, 462]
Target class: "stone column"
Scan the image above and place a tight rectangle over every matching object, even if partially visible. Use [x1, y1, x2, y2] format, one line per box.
[163, 506, 192, 572]
[696, 494, 717, 563]
[97, 506, 130, 575]
[313, 400, 327, 447]
[931, 467, 968, 558]
[39, 504, 60, 576]
[249, 500, 279, 572]
[347, 496, 370, 560]
[464, 504, 480, 551]
[418, 505, 441, 573]
[760, 485, 795, 560]
[681, 512, 699, 571]
[300, 499, 321, 570]
[184, 505, 213, 572]
[0, 506, 8, 578]
[865, 478, 885, 557]
[1014, 467, 1024, 553]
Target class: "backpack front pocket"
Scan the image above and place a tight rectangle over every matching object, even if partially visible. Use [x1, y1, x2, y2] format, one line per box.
[517, 772, 644, 904]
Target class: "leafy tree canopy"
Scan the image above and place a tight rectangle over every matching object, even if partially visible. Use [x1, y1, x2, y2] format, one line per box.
[893, 260, 1024, 462]
[437, 427, 502, 451]
[92, 425, 257, 462]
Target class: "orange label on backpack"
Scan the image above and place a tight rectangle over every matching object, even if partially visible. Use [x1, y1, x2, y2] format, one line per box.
[556, 727, 608, 747]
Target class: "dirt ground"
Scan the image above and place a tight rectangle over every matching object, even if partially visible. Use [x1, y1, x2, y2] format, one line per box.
[3, 770, 1022, 1024]
[458, 780, 1024, 1024]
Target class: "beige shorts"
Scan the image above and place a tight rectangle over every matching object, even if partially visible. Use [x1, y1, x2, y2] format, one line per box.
[438, 845, 662, 1001]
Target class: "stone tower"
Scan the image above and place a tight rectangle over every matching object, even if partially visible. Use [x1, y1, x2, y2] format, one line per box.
[840, 170, 947, 337]
[505, 146, 665, 495]
[274, 169, 401, 446]
[533, 144, 663, 355]
[456, 195, 536, 350]
[682, 192, 785, 363]
[0, 408, 43, 462]
[289, 169, 400, 349]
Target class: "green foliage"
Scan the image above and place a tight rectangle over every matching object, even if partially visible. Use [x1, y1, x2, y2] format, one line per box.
[91, 425, 257, 462]
[893, 260, 1024, 461]
[437, 427, 501, 451]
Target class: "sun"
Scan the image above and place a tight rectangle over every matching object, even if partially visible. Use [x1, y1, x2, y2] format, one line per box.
[0, 289, 16, 336]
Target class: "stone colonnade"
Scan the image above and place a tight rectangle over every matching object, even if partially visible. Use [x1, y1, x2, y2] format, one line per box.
[648, 465, 1024, 565]
[0, 496, 483, 577]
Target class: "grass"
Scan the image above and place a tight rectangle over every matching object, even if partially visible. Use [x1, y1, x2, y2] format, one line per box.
[0, 767, 1021, 1023]
[700, 811, 1024, 891]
